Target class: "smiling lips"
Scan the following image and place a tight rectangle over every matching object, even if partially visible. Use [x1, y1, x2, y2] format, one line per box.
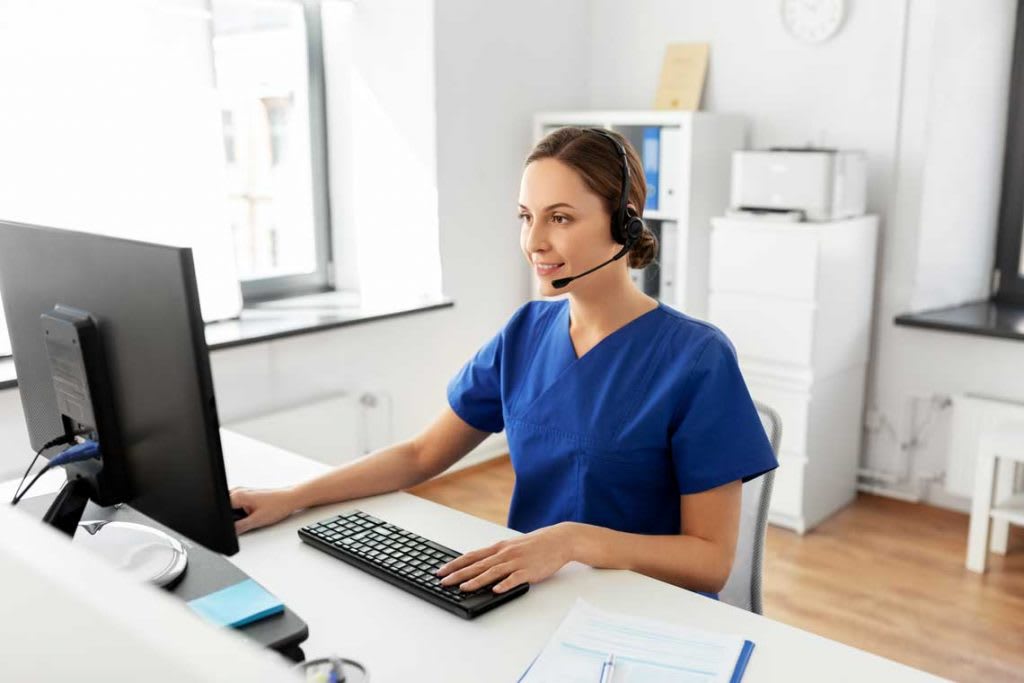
[535, 262, 564, 276]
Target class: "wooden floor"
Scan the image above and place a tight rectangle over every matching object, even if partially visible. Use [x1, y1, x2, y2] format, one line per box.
[409, 456, 1024, 682]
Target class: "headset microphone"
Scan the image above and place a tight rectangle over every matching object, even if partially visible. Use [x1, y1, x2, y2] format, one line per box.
[551, 232, 637, 289]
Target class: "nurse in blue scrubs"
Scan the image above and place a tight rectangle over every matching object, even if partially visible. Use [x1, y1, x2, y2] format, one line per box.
[229, 127, 777, 600]
[432, 127, 777, 599]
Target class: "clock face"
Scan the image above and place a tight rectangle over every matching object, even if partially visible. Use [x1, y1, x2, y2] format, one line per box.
[780, 0, 846, 44]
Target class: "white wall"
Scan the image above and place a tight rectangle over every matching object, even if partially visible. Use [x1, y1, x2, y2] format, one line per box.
[434, 0, 590, 317]
[588, 0, 906, 216]
[587, 0, 1021, 508]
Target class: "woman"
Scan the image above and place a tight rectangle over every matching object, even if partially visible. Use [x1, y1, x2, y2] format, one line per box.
[230, 127, 777, 599]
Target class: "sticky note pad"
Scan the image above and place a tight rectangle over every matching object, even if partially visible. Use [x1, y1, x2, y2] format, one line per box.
[187, 579, 284, 628]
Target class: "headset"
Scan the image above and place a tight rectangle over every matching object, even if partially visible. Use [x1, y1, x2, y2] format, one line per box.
[551, 128, 647, 289]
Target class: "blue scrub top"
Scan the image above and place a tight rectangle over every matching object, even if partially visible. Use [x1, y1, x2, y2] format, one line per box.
[447, 300, 778, 589]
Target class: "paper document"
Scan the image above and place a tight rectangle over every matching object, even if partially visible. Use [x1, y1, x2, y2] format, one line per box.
[519, 599, 753, 683]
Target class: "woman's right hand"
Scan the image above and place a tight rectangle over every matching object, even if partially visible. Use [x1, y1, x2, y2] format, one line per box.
[229, 486, 301, 535]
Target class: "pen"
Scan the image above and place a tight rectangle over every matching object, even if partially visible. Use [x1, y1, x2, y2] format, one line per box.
[599, 653, 615, 683]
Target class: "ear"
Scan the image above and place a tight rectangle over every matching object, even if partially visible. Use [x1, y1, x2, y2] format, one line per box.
[626, 202, 639, 216]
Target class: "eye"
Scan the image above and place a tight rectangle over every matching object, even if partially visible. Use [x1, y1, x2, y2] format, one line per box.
[552, 214, 570, 224]
[517, 212, 530, 223]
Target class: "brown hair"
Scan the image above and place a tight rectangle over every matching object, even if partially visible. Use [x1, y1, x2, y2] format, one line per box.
[524, 127, 658, 269]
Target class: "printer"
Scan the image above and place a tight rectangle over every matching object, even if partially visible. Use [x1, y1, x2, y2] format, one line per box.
[729, 148, 867, 221]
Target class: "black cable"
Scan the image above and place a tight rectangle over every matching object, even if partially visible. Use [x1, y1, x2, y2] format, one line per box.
[12, 462, 58, 506]
[10, 434, 76, 505]
[11, 439, 102, 506]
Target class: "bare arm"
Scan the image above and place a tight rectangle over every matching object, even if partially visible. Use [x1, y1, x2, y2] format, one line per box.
[288, 405, 491, 508]
[567, 481, 742, 593]
[232, 406, 491, 533]
[439, 480, 742, 595]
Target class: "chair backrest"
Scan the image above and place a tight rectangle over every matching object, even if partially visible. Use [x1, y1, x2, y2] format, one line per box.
[718, 401, 780, 614]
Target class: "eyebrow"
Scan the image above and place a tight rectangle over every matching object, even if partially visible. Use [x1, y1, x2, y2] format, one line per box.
[518, 202, 576, 212]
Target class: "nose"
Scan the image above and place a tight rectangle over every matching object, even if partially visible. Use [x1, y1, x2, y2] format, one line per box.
[522, 218, 550, 256]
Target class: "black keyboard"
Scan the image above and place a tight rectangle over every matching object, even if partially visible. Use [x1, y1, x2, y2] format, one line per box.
[297, 510, 529, 619]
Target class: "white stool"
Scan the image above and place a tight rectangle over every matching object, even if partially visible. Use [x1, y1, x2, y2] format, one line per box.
[966, 421, 1024, 573]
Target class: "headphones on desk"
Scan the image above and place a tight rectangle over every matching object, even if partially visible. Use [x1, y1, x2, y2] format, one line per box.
[550, 128, 647, 289]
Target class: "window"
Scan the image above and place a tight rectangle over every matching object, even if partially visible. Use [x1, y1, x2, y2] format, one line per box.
[0, 0, 442, 359]
[211, 0, 333, 301]
[995, 4, 1024, 305]
[0, 0, 247, 358]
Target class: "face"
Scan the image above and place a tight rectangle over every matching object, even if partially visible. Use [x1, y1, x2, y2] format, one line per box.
[518, 158, 624, 296]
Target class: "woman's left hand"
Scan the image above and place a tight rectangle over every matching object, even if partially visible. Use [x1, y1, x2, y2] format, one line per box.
[437, 522, 577, 593]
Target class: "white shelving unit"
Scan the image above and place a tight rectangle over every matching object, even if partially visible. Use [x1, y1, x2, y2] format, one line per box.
[531, 111, 746, 317]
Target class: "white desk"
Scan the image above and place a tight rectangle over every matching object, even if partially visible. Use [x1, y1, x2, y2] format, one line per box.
[215, 431, 944, 682]
[8, 431, 944, 681]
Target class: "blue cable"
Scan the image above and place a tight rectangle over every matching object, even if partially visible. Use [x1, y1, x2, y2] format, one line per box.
[47, 440, 101, 467]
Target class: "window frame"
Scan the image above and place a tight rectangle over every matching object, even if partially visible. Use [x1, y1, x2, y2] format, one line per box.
[235, 0, 335, 303]
[994, 2, 1024, 305]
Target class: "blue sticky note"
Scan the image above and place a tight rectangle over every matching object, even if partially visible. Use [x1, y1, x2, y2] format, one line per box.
[187, 579, 284, 628]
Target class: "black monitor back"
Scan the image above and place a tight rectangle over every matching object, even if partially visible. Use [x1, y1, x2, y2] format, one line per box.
[0, 220, 238, 555]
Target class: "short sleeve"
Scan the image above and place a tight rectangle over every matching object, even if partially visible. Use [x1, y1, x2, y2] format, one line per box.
[446, 329, 505, 433]
[670, 334, 778, 495]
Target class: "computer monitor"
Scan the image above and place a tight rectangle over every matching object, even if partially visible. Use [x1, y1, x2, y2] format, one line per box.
[0, 220, 238, 555]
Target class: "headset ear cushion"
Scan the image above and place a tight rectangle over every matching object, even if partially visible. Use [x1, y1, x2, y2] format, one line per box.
[625, 215, 644, 243]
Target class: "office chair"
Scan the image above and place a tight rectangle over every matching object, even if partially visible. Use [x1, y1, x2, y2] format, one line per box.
[718, 401, 780, 614]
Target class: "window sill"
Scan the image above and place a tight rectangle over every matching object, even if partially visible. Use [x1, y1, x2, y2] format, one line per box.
[893, 299, 1024, 342]
[0, 292, 454, 391]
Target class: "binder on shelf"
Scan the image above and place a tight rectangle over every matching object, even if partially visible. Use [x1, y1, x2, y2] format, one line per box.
[658, 126, 682, 217]
[642, 126, 660, 212]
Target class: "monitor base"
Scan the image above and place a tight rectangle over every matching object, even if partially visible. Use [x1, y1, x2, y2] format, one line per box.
[75, 519, 188, 587]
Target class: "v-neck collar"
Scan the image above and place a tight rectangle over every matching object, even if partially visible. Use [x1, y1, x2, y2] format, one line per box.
[562, 300, 664, 361]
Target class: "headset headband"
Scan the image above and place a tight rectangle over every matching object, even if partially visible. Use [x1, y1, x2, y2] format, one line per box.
[586, 128, 632, 242]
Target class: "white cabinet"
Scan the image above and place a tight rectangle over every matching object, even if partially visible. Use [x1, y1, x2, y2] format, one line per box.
[708, 215, 879, 533]
[531, 111, 746, 317]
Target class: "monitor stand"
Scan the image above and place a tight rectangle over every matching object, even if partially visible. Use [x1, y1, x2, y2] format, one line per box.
[43, 477, 189, 587]
[42, 477, 92, 536]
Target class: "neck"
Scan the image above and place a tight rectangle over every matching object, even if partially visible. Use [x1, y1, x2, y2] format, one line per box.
[566, 266, 655, 335]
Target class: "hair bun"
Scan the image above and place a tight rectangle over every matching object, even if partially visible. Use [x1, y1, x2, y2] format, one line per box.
[627, 226, 658, 269]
